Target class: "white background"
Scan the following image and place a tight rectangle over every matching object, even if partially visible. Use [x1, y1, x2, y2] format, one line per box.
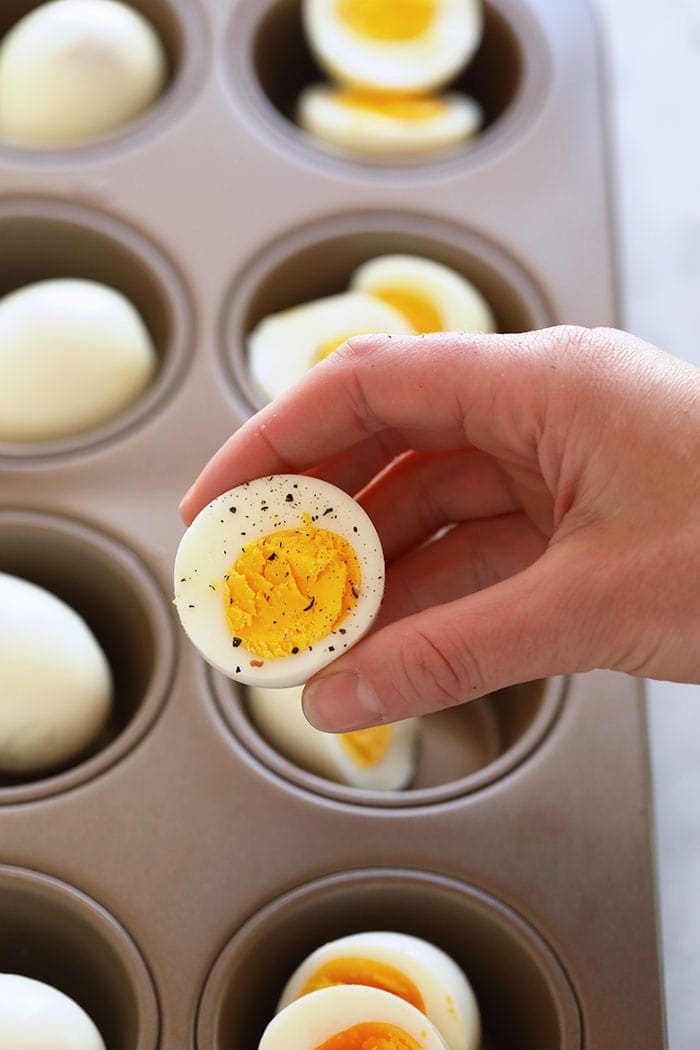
[592, 2, 700, 1047]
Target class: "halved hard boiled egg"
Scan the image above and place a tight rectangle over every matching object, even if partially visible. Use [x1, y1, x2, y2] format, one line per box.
[278, 931, 480, 1050]
[260, 985, 447, 1050]
[302, 0, 483, 96]
[247, 290, 414, 402]
[350, 255, 496, 334]
[174, 476, 385, 688]
[298, 85, 482, 157]
[0, 0, 167, 148]
[247, 683, 420, 789]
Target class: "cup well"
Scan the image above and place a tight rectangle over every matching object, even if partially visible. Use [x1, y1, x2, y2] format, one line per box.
[224, 213, 553, 414]
[243, 0, 525, 165]
[0, 511, 175, 803]
[196, 870, 581, 1050]
[0, 866, 158, 1050]
[0, 199, 191, 460]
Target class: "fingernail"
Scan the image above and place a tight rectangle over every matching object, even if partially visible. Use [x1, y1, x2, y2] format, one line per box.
[303, 671, 381, 732]
[179, 486, 195, 519]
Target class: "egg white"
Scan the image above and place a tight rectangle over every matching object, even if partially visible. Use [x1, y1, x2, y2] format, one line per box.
[0, 974, 105, 1049]
[302, 0, 483, 95]
[261, 985, 448, 1049]
[351, 255, 496, 333]
[0, 573, 113, 775]
[174, 476, 385, 688]
[0, 0, 167, 147]
[0, 278, 157, 442]
[278, 931, 480, 1050]
[247, 290, 414, 402]
[247, 684, 420, 790]
[299, 85, 482, 157]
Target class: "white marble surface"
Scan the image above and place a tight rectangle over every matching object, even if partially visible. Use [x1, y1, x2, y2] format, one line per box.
[592, 2, 700, 1047]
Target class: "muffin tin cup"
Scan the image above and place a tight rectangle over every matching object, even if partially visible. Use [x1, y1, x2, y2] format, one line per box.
[0, 509, 176, 804]
[0, 0, 209, 166]
[0, 0, 665, 1045]
[228, 0, 553, 178]
[0, 197, 193, 466]
[212, 673, 566, 808]
[0, 865, 159, 1050]
[196, 869, 581, 1050]
[222, 209, 554, 415]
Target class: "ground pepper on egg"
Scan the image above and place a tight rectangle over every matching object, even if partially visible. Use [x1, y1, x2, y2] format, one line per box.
[223, 513, 362, 660]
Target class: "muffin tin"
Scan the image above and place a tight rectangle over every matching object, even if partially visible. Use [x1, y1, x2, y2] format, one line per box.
[0, 0, 666, 1047]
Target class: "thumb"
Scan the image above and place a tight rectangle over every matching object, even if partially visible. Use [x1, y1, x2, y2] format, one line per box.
[302, 545, 602, 731]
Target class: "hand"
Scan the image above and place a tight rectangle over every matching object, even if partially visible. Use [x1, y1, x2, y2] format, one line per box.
[181, 326, 700, 731]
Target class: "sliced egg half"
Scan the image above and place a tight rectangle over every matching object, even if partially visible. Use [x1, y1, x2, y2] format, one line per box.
[247, 683, 420, 790]
[261, 985, 448, 1050]
[299, 85, 482, 157]
[174, 475, 385, 688]
[350, 255, 496, 334]
[247, 290, 414, 402]
[302, 0, 483, 95]
[278, 931, 480, 1050]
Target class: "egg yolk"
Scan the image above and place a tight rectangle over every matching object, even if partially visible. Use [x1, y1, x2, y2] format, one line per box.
[369, 286, 442, 334]
[316, 1022, 423, 1050]
[223, 516, 361, 660]
[301, 959, 425, 1014]
[335, 92, 447, 122]
[338, 0, 437, 41]
[339, 724, 394, 767]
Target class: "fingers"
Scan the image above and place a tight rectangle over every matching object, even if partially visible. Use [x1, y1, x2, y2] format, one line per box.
[358, 448, 518, 561]
[181, 329, 554, 523]
[302, 540, 600, 731]
[376, 512, 547, 629]
[308, 428, 407, 495]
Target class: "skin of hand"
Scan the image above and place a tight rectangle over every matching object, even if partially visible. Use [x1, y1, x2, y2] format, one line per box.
[181, 325, 700, 732]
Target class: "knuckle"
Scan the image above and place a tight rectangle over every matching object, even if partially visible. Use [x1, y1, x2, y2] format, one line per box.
[397, 626, 481, 714]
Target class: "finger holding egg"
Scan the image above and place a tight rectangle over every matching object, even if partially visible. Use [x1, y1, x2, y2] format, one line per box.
[260, 985, 449, 1050]
[174, 476, 385, 688]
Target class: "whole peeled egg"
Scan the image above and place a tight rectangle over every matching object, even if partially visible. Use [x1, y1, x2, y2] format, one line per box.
[174, 475, 385, 688]
[0, 973, 105, 1049]
[247, 683, 420, 790]
[0, 278, 157, 443]
[0, 573, 112, 775]
[260, 985, 447, 1050]
[303, 0, 484, 96]
[278, 931, 480, 1050]
[0, 0, 167, 148]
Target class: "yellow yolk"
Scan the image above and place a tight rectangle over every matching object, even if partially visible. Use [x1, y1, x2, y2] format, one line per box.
[370, 287, 442, 334]
[313, 331, 358, 364]
[301, 959, 426, 1014]
[339, 724, 394, 767]
[223, 516, 360, 660]
[315, 1022, 423, 1050]
[335, 92, 447, 121]
[337, 0, 437, 41]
